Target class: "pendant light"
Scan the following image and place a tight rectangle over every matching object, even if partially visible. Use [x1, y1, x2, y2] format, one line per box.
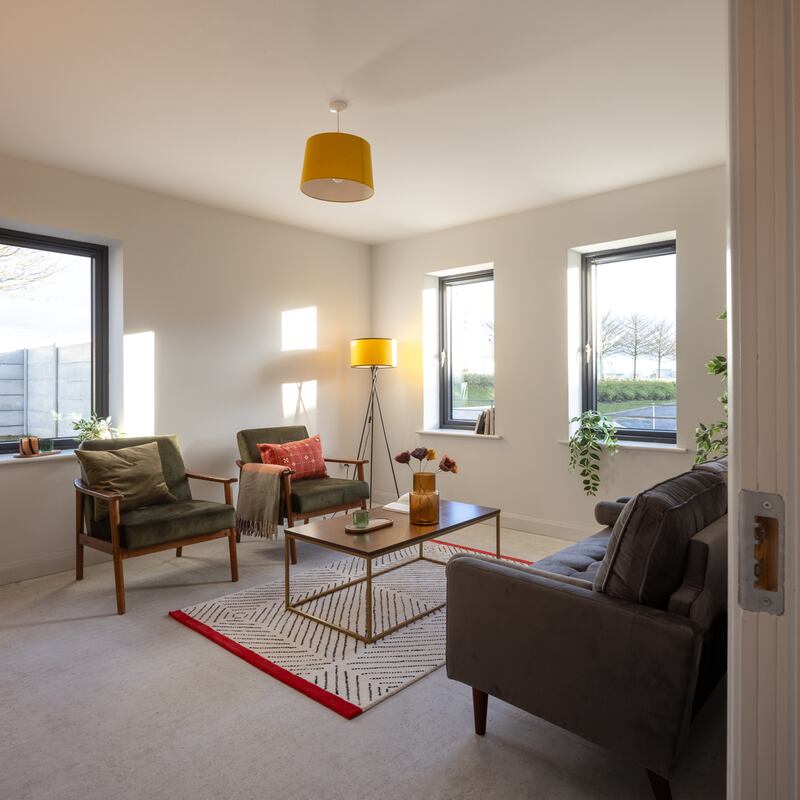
[300, 99, 374, 202]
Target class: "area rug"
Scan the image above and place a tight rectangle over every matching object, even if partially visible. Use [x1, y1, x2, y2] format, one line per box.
[169, 540, 531, 719]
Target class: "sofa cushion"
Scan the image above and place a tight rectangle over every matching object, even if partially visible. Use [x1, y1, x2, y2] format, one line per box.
[90, 499, 234, 550]
[290, 477, 369, 513]
[692, 455, 729, 483]
[534, 531, 611, 582]
[593, 470, 727, 608]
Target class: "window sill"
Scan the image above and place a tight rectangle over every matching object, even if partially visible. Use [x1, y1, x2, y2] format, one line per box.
[417, 429, 503, 439]
[0, 449, 77, 467]
[558, 440, 687, 454]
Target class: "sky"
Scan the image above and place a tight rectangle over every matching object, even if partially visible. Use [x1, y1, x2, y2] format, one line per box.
[595, 253, 677, 379]
[0, 248, 91, 353]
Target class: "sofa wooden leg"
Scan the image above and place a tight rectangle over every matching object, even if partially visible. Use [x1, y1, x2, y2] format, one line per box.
[289, 537, 298, 565]
[176, 547, 182, 557]
[228, 529, 239, 582]
[646, 770, 672, 800]
[472, 688, 488, 735]
[113, 552, 126, 615]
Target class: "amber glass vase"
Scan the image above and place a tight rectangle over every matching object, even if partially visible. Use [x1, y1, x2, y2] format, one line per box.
[410, 472, 439, 525]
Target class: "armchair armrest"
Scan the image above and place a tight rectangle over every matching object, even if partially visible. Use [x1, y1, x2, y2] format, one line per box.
[74, 478, 122, 502]
[323, 457, 369, 465]
[446, 554, 703, 778]
[185, 471, 238, 485]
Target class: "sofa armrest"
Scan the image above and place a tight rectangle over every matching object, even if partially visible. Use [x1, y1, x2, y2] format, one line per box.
[594, 500, 627, 526]
[446, 554, 703, 778]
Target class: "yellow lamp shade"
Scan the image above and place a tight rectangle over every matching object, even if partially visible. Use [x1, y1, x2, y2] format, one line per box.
[350, 338, 397, 369]
[301, 132, 374, 202]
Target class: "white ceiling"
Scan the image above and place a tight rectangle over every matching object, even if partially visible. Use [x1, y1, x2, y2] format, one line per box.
[0, 0, 726, 244]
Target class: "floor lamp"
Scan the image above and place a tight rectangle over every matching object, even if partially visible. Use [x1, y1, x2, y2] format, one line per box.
[350, 338, 399, 505]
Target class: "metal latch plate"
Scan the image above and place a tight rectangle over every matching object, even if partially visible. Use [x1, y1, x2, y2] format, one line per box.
[739, 490, 785, 615]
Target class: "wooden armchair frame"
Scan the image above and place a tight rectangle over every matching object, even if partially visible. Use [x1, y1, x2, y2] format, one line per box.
[234, 456, 368, 565]
[75, 472, 239, 615]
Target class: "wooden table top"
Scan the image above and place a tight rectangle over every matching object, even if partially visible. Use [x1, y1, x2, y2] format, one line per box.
[285, 500, 500, 558]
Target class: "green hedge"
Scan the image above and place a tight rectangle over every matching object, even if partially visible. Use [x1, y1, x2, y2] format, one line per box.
[461, 372, 494, 389]
[598, 379, 676, 403]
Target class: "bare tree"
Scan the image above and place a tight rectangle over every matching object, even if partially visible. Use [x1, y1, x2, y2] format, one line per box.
[648, 319, 676, 378]
[597, 311, 626, 380]
[617, 313, 656, 380]
[0, 245, 64, 295]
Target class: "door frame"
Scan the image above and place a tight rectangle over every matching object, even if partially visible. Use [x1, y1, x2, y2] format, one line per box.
[728, 1, 799, 797]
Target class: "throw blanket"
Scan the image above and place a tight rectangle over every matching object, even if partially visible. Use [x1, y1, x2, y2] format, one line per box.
[236, 462, 287, 539]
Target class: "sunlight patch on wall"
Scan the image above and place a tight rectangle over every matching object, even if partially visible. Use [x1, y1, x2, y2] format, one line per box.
[282, 380, 317, 423]
[123, 331, 155, 436]
[281, 307, 317, 351]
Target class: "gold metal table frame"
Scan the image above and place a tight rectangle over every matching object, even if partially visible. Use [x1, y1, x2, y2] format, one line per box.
[284, 509, 501, 644]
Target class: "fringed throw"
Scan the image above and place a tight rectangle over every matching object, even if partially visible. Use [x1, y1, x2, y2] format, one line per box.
[235, 462, 286, 539]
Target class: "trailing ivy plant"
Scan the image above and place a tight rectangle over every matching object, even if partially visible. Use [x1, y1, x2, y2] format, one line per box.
[695, 311, 728, 464]
[568, 411, 619, 496]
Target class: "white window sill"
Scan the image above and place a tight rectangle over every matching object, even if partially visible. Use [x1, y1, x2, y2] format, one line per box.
[417, 429, 503, 439]
[0, 449, 77, 467]
[558, 440, 688, 454]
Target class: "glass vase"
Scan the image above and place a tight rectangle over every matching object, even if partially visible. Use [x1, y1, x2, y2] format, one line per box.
[410, 472, 439, 525]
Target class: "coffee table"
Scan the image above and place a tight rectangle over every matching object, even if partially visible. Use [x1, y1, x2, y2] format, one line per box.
[284, 500, 501, 643]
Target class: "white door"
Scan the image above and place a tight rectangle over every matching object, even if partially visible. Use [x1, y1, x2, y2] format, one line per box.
[728, 1, 800, 797]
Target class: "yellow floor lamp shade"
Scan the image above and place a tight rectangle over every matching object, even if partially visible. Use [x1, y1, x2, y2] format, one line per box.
[349, 338, 399, 501]
[350, 338, 396, 369]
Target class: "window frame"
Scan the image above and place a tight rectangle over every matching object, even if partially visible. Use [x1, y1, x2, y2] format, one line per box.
[439, 269, 494, 430]
[0, 227, 109, 454]
[581, 240, 677, 444]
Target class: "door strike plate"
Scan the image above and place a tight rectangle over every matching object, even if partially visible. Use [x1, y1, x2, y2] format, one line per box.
[739, 490, 785, 615]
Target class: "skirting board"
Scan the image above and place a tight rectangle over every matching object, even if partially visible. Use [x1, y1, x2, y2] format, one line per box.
[0, 547, 111, 587]
[370, 491, 595, 543]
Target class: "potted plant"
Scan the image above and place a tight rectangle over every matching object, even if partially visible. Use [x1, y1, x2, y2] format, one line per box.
[72, 412, 121, 443]
[568, 411, 619, 497]
[394, 447, 458, 524]
[695, 312, 728, 463]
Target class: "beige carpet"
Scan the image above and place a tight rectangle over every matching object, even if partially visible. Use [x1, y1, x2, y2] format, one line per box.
[0, 527, 725, 800]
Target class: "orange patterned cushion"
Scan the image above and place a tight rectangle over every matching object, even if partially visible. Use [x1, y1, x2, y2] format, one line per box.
[257, 435, 328, 481]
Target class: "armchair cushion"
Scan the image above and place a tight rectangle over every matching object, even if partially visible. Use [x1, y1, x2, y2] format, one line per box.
[90, 499, 234, 550]
[237, 426, 308, 464]
[289, 477, 369, 513]
[79, 435, 192, 501]
[594, 470, 727, 608]
[76, 441, 176, 520]
[258, 435, 328, 480]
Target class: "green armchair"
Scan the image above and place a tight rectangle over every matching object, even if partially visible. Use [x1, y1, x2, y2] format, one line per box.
[236, 426, 370, 563]
[75, 435, 238, 614]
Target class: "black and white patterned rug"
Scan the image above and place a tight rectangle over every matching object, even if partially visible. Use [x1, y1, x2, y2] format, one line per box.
[170, 540, 528, 718]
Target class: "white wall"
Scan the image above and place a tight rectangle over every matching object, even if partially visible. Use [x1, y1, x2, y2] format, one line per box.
[370, 167, 727, 539]
[0, 154, 371, 584]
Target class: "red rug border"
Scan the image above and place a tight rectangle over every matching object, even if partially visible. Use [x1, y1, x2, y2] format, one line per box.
[169, 541, 531, 721]
[168, 609, 363, 720]
[428, 538, 534, 565]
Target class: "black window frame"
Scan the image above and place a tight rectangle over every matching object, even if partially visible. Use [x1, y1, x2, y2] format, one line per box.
[0, 227, 109, 454]
[581, 240, 677, 444]
[439, 269, 494, 430]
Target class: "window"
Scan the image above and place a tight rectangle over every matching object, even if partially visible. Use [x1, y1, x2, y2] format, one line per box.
[439, 270, 494, 429]
[581, 241, 677, 443]
[0, 228, 108, 453]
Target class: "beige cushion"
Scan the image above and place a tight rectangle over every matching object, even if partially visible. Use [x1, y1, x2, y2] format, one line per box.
[76, 441, 177, 520]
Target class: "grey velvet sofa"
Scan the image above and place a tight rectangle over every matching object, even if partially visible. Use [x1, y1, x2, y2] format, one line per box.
[446, 459, 728, 800]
